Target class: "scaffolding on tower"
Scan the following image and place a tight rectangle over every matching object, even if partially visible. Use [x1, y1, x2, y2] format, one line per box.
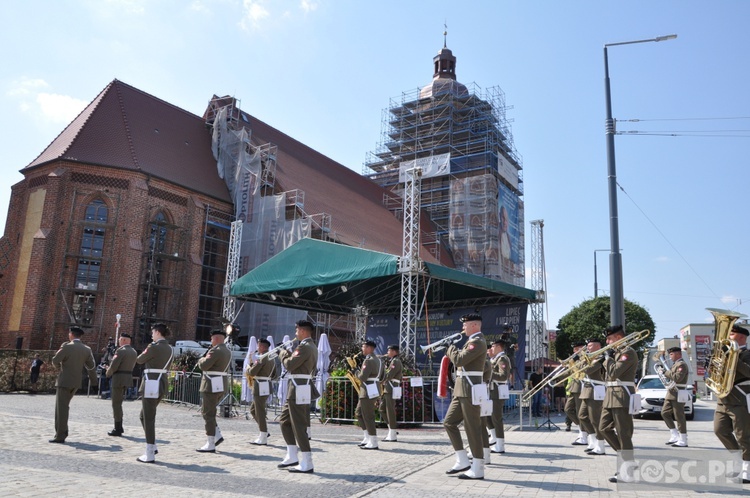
[529, 220, 548, 371]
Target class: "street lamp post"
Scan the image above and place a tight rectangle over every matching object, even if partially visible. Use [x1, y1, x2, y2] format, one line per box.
[603, 34, 676, 327]
[594, 249, 609, 298]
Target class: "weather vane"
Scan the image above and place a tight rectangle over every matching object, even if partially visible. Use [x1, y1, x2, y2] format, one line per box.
[443, 21, 448, 48]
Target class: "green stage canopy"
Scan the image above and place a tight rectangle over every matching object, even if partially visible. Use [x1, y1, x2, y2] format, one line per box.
[230, 238, 539, 315]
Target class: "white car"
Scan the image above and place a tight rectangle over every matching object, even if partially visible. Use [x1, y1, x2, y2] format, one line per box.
[635, 374, 694, 420]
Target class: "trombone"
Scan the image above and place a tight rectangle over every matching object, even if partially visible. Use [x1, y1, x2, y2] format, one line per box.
[257, 339, 296, 361]
[420, 332, 463, 353]
[521, 328, 650, 402]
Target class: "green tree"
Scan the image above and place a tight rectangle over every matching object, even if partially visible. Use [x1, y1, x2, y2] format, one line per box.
[555, 296, 655, 360]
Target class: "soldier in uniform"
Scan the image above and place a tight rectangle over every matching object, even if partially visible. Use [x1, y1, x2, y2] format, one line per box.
[598, 325, 639, 483]
[713, 324, 750, 483]
[49, 326, 97, 443]
[487, 338, 511, 455]
[566, 341, 587, 445]
[660, 346, 690, 447]
[443, 313, 488, 480]
[379, 344, 402, 442]
[196, 328, 232, 453]
[355, 339, 384, 450]
[578, 337, 606, 455]
[277, 319, 318, 473]
[248, 338, 276, 445]
[105, 332, 137, 437]
[135, 323, 173, 463]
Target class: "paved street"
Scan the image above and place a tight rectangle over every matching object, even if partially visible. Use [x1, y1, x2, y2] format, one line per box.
[0, 393, 743, 497]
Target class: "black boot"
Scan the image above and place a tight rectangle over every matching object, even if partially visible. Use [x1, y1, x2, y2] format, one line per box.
[108, 421, 124, 437]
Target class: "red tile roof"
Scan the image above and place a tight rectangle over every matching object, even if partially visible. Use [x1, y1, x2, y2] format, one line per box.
[25, 80, 231, 202]
[24, 80, 453, 266]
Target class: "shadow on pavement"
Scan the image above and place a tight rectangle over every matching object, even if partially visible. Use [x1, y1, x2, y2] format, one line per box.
[216, 450, 278, 462]
[67, 441, 124, 452]
[155, 461, 230, 474]
[492, 479, 610, 492]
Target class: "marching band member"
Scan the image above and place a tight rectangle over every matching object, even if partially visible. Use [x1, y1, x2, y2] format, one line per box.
[248, 338, 276, 446]
[443, 313, 488, 480]
[713, 324, 750, 483]
[105, 332, 137, 437]
[567, 341, 586, 446]
[355, 339, 383, 450]
[487, 337, 511, 455]
[277, 320, 318, 473]
[196, 328, 232, 453]
[135, 323, 173, 463]
[599, 325, 638, 483]
[578, 337, 606, 455]
[379, 344, 403, 442]
[659, 346, 690, 447]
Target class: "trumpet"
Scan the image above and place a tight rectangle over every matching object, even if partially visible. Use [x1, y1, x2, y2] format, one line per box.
[257, 339, 296, 361]
[420, 332, 463, 353]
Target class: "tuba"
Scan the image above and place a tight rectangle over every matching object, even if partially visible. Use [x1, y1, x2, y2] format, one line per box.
[345, 353, 363, 391]
[652, 350, 674, 390]
[705, 308, 747, 398]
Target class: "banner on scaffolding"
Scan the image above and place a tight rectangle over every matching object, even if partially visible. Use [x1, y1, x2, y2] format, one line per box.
[398, 152, 450, 182]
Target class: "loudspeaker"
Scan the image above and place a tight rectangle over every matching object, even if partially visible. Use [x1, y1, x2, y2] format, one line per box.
[15, 337, 23, 350]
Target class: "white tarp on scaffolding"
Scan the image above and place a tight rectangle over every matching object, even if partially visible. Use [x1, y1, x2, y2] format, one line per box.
[212, 106, 308, 343]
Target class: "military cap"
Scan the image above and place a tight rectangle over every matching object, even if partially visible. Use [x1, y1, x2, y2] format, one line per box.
[604, 324, 625, 337]
[732, 324, 749, 336]
[387, 344, 400, 352]
[460, 313, 482, 323]
[363, 339, 377, 348]
[667, 346, 682, 354]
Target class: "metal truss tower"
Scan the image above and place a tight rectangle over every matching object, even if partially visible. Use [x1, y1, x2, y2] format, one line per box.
[222, 220, 243, 323]
[399, 167, 423, 357]
[529, 220, 547, 370]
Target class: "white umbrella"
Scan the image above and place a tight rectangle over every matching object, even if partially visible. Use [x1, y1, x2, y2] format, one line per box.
[241, 336, 258, 403]
[276, 334, 291, 406]
[315, 333, 332, 403]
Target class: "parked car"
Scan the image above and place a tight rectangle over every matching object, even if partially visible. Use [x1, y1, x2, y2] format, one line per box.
[634, 374, 694, 420]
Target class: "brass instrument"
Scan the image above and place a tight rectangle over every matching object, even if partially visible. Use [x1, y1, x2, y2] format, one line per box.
[652, 350, 674, 390]
[521, 328, 650, 402]
[420, 332, 463, 353]
[257, 339, 296, 361]
[244, 351, 258, 387]
[345, 353, 363, 391]
[705, 308, 748, 398]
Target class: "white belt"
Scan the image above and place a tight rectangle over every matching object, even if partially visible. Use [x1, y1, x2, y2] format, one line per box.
[389, 379, 401, 385]
[143, 369, 167, 374]
[204, 371, 229, 376]
[737, 380, 750, 386]
[457, 371, 484, 377]
[492, 381, 508, 385]
[365, 377, 379, 383]
[675, 384, 687, 388]
[583, 378, 605, 386]
[254, 376, 272, 381]
[605, 381, 635, 388]
[290, 374, 312, 380]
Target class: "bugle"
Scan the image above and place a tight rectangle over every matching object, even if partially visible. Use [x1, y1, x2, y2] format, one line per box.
[257, 339, 295, 361]
[420, 332, 463, 353]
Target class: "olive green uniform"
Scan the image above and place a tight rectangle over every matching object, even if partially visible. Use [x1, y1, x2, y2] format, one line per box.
[278, 338, 317, 452]
[197, 342, 232, 437]
[105, 344, 137, 425]
[379, 356, 403, 430]
[564, 376, 582, 425]
[661, 357, 689, 434]
[355, 354, 383, 436]
[248, 354, 276, 433]
[578, 360, 605, 440]
[443, 333, 487, 458]
[51, 339, 97, 441]
[486, 351, 511, 439]
[599, 346, 638, 452]
[714, 347, 750, 460]
[136, 339, 173, 445]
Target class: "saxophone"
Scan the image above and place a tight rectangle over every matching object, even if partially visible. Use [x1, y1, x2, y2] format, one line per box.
[705, 308, 748, 398]
[345, 353, 363, 392]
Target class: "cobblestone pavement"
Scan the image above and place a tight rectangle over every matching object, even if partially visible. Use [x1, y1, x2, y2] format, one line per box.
[0, 393, 743, 497]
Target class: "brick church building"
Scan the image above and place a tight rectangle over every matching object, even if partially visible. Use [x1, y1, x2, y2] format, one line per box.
[0, 79, 449, 352]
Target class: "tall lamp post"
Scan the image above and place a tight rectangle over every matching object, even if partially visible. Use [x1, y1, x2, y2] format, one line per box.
[604, 34, 676, 327]
[593, 249, 609, 298]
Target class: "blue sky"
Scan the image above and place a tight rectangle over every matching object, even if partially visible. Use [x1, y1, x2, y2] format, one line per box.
[1, 1, 748, 343]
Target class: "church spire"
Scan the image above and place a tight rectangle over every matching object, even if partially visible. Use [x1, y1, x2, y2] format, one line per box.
[433, 24, 456, 80]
